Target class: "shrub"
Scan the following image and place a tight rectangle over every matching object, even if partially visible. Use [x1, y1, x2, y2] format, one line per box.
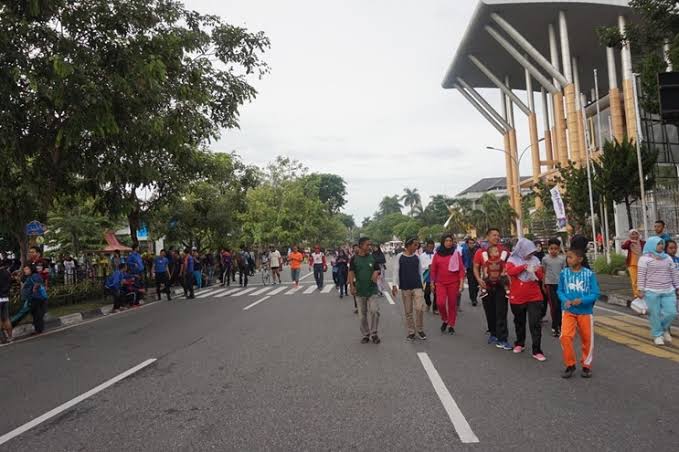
[592, 253, 627, 275]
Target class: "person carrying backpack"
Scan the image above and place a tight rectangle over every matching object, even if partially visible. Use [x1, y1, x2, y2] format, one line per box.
[12, 265, 48, 334]
[0, 261, 13, 343]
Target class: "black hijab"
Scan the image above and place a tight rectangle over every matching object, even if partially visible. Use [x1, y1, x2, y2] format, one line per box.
[437, 234, 457, 256]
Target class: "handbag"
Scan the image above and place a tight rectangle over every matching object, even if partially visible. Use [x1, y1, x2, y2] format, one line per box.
[630, 297, 647, 315]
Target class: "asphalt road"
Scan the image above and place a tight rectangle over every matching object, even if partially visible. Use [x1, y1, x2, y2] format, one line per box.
[1, 267, 678, 451]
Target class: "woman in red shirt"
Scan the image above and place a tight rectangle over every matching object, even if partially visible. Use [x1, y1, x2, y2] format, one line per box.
[430, 234, 465, 335]
[506, 238, 546, 361]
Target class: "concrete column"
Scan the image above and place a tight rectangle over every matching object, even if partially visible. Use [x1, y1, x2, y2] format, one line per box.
[503, 132, 517, 236]
[509, 128, 523, 223]
[554, 92, 569, 166]
[455, 85, 508, 135]
[542, 88, 554, 168]
[526, 69, 542, 209]
[619, 15, 637, 141]
[607, 46, 625, 142]
[573, 57, 587, 163]
[560, 11, 580, 165]
[548, 24, 562, 162]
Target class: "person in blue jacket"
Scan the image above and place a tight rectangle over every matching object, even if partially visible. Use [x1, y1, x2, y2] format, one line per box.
[557, 248, 600, 379]
[127, 244, 145, 276]
[106, 264, 127, 312]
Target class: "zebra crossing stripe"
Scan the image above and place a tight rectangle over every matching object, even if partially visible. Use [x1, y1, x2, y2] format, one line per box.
[217, 288, 242, 297]
[268, 286, 288, 296]
[197, 288, 229, 299]
[321, 285, 334, 294]
[285, 286, 303, 295]
[250, 287, 272, 296]
[303, 286, 317, 294]
[234, 288, 257, 296]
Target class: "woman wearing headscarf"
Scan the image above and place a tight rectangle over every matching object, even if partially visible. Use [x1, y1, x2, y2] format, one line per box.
[506, 238, 546, 361]
[637, 236, 679, 346]
[430, 233, 465, 335]
[621, 229, 645, 299]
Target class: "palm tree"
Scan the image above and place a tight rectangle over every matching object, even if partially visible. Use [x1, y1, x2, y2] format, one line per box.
[378, 195, 402, 217]
[401, 188, 422, 216]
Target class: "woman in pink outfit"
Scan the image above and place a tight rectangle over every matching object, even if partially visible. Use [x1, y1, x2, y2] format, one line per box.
[430, 233, 466, 335]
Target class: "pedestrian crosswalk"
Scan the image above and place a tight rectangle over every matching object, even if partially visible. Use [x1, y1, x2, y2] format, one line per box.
[191, 284, 347, 299]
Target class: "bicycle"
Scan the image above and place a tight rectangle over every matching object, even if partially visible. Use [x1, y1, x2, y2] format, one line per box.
[260, 267, 272, 285]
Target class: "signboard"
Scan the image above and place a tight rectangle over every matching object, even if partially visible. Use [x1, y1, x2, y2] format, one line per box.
[25, 221, 46, 236]
[549, 187, 568, 229]
[137, 224, 149, 241]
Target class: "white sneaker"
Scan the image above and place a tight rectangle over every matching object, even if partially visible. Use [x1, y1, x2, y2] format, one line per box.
[663, 331, 672, 343]
[654, 336, 665, 346]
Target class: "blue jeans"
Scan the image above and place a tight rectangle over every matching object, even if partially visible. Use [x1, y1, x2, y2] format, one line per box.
[193, 270, 202, 289]
[645, 290, 677, 337]
[313, 264, 324, 288]
[291, 268, 301, 283]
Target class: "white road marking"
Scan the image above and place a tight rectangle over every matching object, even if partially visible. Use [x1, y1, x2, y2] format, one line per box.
[233, 287, 257, 296]
[217, 288, 242, 297]
[197, 288, 229, 299]
[250, 287, 272, 296]
[243, 296, 271, 311]
[268, 286, 288, 296]
[594, 304, 678, 333]
[321, 285, 335, 293]
[286, 286, 304, 295]
[0, 358, 157, 446]
[417, 353, 479, 444]
[384, 281, 396, 305]
[303, 285, 317, 294]
[299, 271, 315, 281]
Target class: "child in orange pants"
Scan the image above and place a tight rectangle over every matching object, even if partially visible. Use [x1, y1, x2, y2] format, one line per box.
[557, 249, 600, 378]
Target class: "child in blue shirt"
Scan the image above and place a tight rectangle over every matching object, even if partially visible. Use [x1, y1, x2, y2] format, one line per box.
[557, 249, 600, 379]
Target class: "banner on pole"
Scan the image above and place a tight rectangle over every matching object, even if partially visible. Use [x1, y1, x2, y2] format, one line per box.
[550, 187, 568, 229]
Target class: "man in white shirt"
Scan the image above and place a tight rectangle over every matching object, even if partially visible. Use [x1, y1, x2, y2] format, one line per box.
[269, 246, 282, 284]
[419, 240, 437, 314]
[309, 245, 327, 289]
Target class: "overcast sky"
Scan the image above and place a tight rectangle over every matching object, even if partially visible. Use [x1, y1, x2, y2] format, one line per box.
[186, 0, 529, 221]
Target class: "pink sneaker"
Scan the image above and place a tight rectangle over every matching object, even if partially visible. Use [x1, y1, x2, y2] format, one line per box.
[512, 345, 523, 353]
[532, 353, 547, 362]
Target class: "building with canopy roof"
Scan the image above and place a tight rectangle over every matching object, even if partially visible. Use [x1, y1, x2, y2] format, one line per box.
[442, 1, 676, 236]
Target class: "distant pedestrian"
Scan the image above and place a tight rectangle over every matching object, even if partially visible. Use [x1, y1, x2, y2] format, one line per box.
[462, 237, 480, 306]
[106, 264, 128, 313]
[153, 249, 172, 301]
[349, 237, 381, 344]
[372, 245, 387, 296]
[221, 249, 233, 287]
[506, 238, 546, 362]
[392, 237, 427, 341]
[0, 260, 12, 343]
[192, 250, 203, 289]
[541, 238, 566, 337]
[569, 233, 590, 269]
[653, 220, 671, 243]
[269, 246, 282, 285]
[430, 233, 465, 335]
[622, 229, 645, 299]
[180, 248, 195, 299]
[309, 245, 327, 289]
[288, 245, 304, 288]
[637, 237, 679, 346]
[558, 248, 600, 378]
[238, 247, 250, 287]
[336, 249, 349, 298]
[15, 265, 48, 334]
[419, 240, 437, 314]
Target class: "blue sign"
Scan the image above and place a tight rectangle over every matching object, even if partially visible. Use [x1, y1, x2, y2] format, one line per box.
[25, 221, 45, 236]
[137, 225, 149, 241]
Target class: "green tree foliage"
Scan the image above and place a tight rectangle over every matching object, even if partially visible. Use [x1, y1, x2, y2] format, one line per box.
[554, 164, 593, 231]
[401, 188, 422, 216]
[377, 195, 403, 217]
[45, 197, 115, 256]
[0, 0, 270, 249]
[306, 173, 347, 214]
[593, 138, 658, 229]
[361, 213, 410, 244]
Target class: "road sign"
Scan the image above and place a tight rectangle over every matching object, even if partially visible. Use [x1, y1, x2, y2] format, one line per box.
[25, 221, 45, 236]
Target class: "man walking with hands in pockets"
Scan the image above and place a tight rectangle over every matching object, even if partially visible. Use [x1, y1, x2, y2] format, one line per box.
[392, 237, 427, 341]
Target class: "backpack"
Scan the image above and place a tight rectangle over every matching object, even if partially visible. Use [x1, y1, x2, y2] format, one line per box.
[35, 283, 48, 301]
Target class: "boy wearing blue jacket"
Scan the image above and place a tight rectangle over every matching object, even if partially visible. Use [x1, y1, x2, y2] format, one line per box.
[557, 249, 600, 379]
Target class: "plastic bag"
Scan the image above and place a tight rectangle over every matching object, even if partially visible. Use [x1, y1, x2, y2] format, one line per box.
[630, 297, 647, 315]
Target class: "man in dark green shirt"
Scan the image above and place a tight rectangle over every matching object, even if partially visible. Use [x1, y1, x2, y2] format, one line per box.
[349, 237, 381, 344]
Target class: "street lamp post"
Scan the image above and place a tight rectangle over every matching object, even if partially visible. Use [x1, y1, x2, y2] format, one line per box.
[486, 138, 545, 238]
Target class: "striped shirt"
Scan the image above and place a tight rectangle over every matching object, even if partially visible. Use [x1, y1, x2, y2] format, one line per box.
[637, 255, 679, 292]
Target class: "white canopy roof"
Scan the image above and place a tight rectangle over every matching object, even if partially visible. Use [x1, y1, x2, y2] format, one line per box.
[442, 0, 635, 94]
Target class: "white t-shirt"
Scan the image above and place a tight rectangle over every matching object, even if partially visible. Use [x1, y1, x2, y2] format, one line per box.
[311, 252, 324, 265]
[270, 250, 281, 267]
[64, 260, 76, 275]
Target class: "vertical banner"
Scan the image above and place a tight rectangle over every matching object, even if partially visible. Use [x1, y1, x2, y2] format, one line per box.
[550, 187, 568, 229]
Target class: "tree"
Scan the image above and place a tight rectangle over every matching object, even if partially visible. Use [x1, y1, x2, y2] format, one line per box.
[593, 138, 658, 228]
[377, 195, 403, 218]
[0, 0, 270, 249]
[420, 195, 455, 226]
[305, 173, 347, 214]
[556, 164, 595, 232]
[45, 196, 115, 256]
[401, 188, 422, 216]
[361, 213, 410, 244]
[393, 219, 424, 241]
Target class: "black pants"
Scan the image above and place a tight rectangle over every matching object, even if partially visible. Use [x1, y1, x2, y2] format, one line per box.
[183, 273, 195, 298]
[511, 301, 543, 354]
[466, 270, 479, 304]
[111, 289, 124, 309]
[239, 270, 248, 287]
[337, 267, 348, 296]
[482, 285, 508, 341]
[424, 282, 438, 312]
[155, 273, 171, 300]
[313, 264, 324, 288]
[31, 299, 47, 334]
[221, 266, 232, 286]
[545, 284, 562, 331]
[539, 285, 548, 318]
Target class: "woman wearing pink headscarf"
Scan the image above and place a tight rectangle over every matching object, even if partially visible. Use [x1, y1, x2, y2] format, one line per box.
[622, 229, 645, 299]
[430, 233, 465, 335]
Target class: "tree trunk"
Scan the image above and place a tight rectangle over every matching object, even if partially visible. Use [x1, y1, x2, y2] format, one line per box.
[128, 209, 141, 248]
[624, 195, 633, 230]
[16, 232, 27, 265]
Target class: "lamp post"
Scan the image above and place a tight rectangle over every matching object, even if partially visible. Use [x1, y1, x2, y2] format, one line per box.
[485, 138, 545, 238]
